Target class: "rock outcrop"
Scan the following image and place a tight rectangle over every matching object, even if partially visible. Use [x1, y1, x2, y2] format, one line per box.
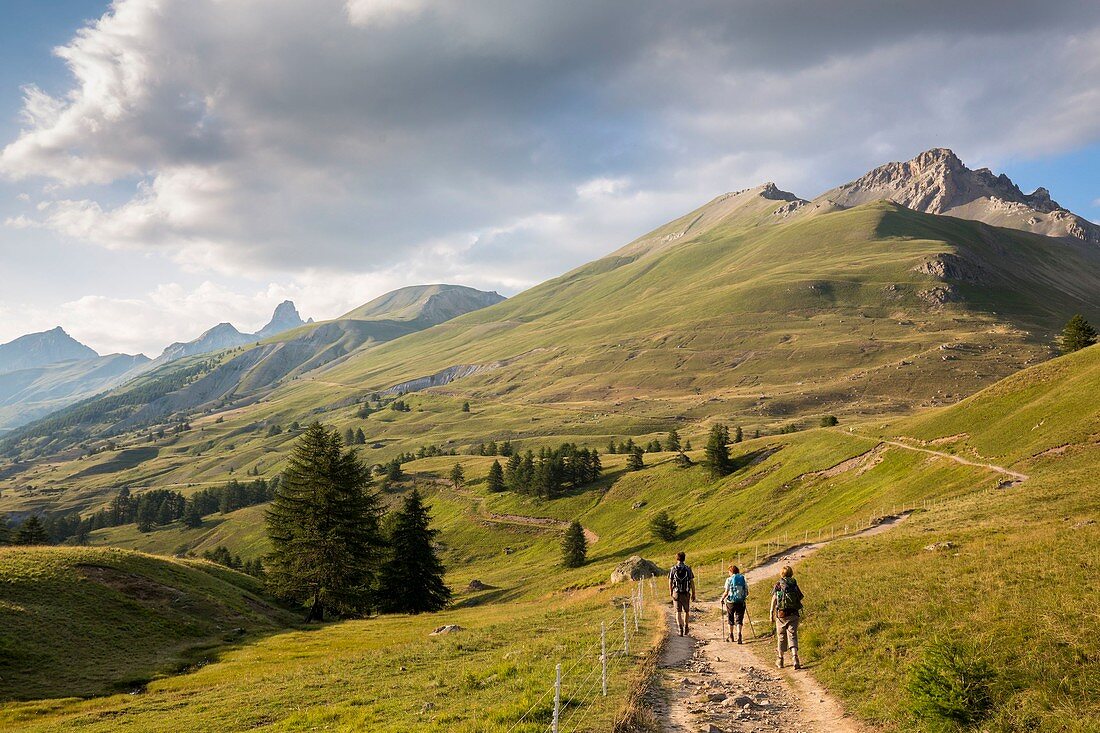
[610, 556, 663, 584]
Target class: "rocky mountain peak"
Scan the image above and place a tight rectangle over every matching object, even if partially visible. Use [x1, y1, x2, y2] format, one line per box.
[0, 326, 99, 374]
[256, 300, 306, 339]
[817, 148, 1099, 244]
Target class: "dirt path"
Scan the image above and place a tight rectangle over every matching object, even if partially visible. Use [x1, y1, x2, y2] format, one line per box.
[441, 480, 601, 543]
[653, 514, 910, 732]
[847, 432, 1029, 483]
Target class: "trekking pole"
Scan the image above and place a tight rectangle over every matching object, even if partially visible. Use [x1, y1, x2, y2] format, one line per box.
[552, 663, 561, 733]
[601, 622, 608, 697]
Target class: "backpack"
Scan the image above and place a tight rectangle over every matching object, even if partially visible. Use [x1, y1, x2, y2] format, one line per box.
[727, 574, 747, 603]
[775, 577, 803, 612]
[671, 563, 692, 594]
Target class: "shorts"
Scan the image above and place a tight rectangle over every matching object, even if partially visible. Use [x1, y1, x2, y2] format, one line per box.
[726, 600, 746, 625]
[674, 591, 691, 614]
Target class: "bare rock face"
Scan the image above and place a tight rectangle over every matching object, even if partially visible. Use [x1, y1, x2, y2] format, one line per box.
[912, 253, 987, 284]
[610, 556, 662, 584]
[429, 624, 464, 635]
[817, 148, 1100, 244]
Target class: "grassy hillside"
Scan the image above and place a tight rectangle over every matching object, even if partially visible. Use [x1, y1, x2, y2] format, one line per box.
[0, 546, 294, 700]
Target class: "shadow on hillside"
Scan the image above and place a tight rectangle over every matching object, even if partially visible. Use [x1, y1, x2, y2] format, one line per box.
[587, 525, 703, 564]
[448, 585, 526, 609]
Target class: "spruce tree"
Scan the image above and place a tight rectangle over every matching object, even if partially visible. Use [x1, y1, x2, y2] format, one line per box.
[449, 462, 465, 490]
[675, 451, 693, 468]
[376, 489, 451, 613]
[486, 460, 505, 492]
[0, 514, 11, 544]
[561, 520, 587, 568]
[649, 510, 678, 541]
[704, 424, 733, 477]
[1059, 314, 1097, 354]
[666, 429, 681, 452]
[264, 423, 383, 621]
[344, 428, 355, 445]
[461, 401, 470, 412]
[183, 498, 204, 528]
[355, 427, 366, 445]
[733, 426, 743, 443]
[626, 446, 645, 471]
[16, 515, 49, 545]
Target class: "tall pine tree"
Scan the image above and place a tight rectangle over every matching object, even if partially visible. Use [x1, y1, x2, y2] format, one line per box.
[626, 446, 645, 471]
[486, 460, 505, 492]
[376, 489, 451, 613]
[16, 515, 49, 545]
[561, 520, 587, 568]
[666, 429, 681, 452]
[1059, 314, 1097, 354]
[265, 423, 383, 621]
[704, 424, 733, 477]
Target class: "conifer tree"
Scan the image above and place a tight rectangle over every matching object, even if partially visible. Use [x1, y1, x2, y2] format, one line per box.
[704, 424, 733, 477]
[355, 427, 366, 445]
[607, 440, 617, 454]
[486, 460, 505, 492]
[1059, 314, 1097, 354]
[626, 446, 645, 471]
[183, 498, 204, 528]
[734, 426, 743, 443]
[16, 515, 49, 545]
[376, 489, 451, 613]
[0, 514, 9, 544]
[264, 423, 383, 621]
[449, 462, 465, 490]
[649, 510, 678, 541]
[666, 429, 681, 452]
[385, 458, 404, 483]
[461, 401, 470, 412]
[504, 453, 522, 490]
[675, 451, 693, 468]
[684, 440, 692, 451]
[344, 428, 355, 445]
[561, 520, 587, 568]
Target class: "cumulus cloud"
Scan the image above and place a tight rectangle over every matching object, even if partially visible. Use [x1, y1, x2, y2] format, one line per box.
[2, 0, 1100, 342]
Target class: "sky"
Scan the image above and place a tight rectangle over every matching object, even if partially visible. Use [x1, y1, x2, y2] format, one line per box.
[1, 0, 1098, 357]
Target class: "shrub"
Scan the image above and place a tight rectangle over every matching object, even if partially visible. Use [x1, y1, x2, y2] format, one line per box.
[908, 640, 996, 729]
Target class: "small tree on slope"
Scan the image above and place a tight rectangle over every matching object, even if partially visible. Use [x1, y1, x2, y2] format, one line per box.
[1059, 314, 1097, 354]
[561, 520, 588, 568]
[376, 489, 451, 613]
[704, 424, 733, 477]
[486, 460, 505, 492]
[626, 446, 645, 471]
[649, 510, 678, 542]
[265, 423, 383, 621]
[449, 462, 465, 490]
[16, 515, 49, 545]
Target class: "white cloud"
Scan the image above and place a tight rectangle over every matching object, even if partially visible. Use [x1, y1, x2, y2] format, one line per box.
[0, 0, 1099, 343]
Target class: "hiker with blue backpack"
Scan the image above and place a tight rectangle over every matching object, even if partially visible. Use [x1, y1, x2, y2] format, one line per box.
[722, 565, 748, 643]
[668, 551, 696, 636]
[769, 565, 804, 669]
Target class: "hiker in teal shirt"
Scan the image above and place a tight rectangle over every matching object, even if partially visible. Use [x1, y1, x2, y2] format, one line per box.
[722, 565, 748, 643]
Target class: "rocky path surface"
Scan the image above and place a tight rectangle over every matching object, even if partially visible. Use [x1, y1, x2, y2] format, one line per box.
[847, 432, 1029, 483]
[651, 515, 911, 732]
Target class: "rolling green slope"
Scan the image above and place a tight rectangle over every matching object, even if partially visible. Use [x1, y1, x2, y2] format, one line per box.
[0, 546, 294, 700]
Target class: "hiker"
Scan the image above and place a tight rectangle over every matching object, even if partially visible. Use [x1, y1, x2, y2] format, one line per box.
[668, 551, 696, 636]
[722, 564, 748, 643]
[769, 565, 804, 669]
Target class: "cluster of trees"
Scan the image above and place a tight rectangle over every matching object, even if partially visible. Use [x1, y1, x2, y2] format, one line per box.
[343, 427, 367, 445]
[470, 440, 515, 457]
[202, 545, 265, 578]
[607, 430, 693, 456]
[493, 444, 602, 499]
[265, 423, 449, 620]
[390, 399, 412, 412]
[0, 514, 50, 545]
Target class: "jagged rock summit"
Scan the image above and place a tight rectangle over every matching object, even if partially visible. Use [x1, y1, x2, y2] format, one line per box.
[0, 327, 99, 374]
[816, 147, 1100, 244]
[255, 300, 307, 339]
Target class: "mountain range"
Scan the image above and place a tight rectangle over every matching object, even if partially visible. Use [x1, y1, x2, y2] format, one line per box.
[1, 148, 1096, 466]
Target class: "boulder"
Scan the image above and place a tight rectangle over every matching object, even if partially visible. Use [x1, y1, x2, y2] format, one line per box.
[923, 541, 956, 552]
[429, 624, 464, 635]
[466, 579, 490, 592]
[610, 556, 662, 584]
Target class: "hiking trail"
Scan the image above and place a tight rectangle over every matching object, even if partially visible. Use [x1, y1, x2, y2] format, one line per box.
[650, 514, 910, 732]
[847, 432, 1029, 482]
[431, 478, 601, 543]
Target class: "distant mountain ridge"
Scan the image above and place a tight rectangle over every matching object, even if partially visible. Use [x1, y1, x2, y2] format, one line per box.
[152, 301, 309, 368]
[0, 327, 99, 373]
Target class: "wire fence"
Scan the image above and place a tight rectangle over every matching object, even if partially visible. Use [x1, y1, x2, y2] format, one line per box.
[504, 576, 658, 733]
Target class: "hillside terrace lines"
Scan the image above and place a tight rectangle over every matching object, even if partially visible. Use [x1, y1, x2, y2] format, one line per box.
[852, 432, 1030, 482]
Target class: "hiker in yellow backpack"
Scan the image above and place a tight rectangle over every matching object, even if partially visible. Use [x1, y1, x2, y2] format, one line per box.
[769, 565, 804, 669]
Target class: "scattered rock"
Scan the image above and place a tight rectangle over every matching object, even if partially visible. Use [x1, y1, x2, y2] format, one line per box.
[429, 625, 464, 635]
[632, 501, 647, 509]
[924, 541, 956, 552]
[1072, 519, 1096, 529]
[610, 555, 663, 584]
[466, 579, 490, 591]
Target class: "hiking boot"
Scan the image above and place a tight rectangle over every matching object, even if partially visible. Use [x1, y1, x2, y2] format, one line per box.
[776, 656, 784, 669]
[793, 653, 801, 670]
